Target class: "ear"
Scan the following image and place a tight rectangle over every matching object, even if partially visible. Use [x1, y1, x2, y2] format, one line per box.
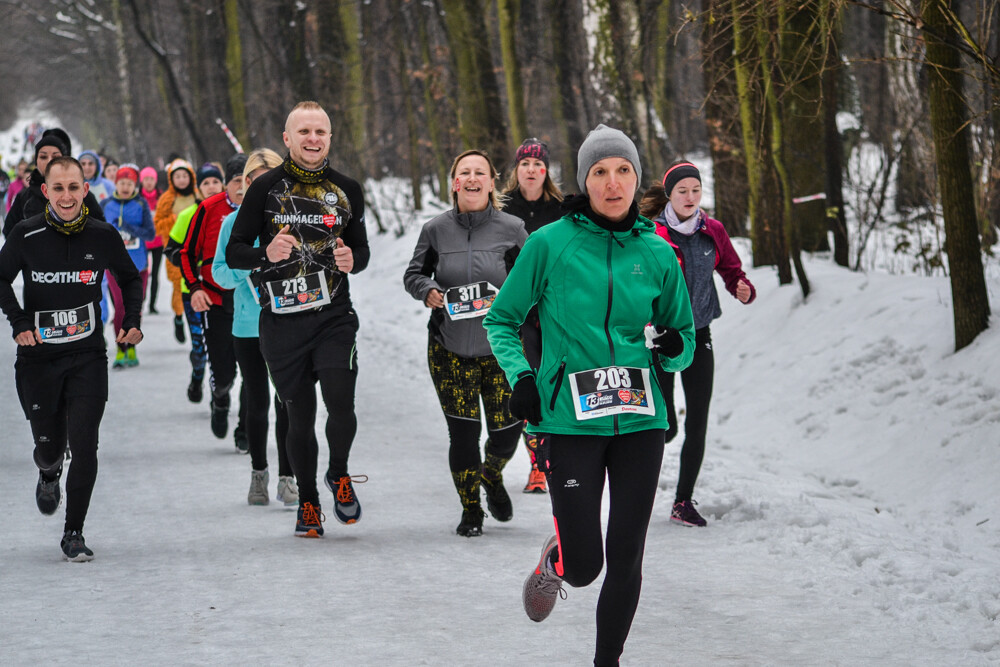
[41, 183, 48, 199]
[283, 131, 291, 149]
[82, 181, 90, 197]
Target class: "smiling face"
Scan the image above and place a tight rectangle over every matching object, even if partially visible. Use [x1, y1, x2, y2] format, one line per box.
[42, 162, 89, 221]
[453, 154, 494, 213]
[226, 175, 244, 206]
[516, 157, 546, 201]
[198, 177, 223, 198]
[283, 107, 331, 171]
[585, 157, 638, 223]
[668, 176, 702, 220]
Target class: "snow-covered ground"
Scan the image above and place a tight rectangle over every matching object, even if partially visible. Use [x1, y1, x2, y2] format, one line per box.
[1, 217, 999, 665]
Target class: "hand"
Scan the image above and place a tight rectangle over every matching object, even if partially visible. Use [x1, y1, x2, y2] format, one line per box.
[509, 375, 542, 426]
[266, 225, 300, 262]
[334, 237, 354, 273]
[424, 289, 444, 309]
[116, 328, 144, 345]
[15, 329, 42, 346]
[190, 289, 212, 312]
[736, 280, 752, 303]
[645, 325, 684, 358]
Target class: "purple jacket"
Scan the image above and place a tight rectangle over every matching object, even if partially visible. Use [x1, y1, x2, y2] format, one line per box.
[653, 210, 756, 304]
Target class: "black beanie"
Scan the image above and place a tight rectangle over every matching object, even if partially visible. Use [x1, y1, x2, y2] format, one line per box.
[42, 128, 72, 156]
[195, 163, 224, 187]
[225, 154, 248, 184]
[34, 136, 68, 163]
[662, 162, 701, 198]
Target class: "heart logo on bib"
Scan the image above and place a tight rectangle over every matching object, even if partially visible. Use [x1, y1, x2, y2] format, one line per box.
[297, 293, 308, 303]
[66, 325, 77, 335]
[618, 389, 631, 403]
[473, 299, 483, 310]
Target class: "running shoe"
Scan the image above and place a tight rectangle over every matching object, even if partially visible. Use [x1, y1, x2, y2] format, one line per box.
[112, 348, 127, 369]
[61, 530, 94, 562]
[125, 346, 139, 367]
[248, 469, 269, 505]
[233, 424, 249, 454]
[325, 473, 367, 524]
[276, 476, 299, 507]
[456, 504, 485, 537]
[35, 467, 62, 516]
[481, 472, 513, 522]
[523, 464, 548, 494]
[210, 394, 229, 439]
[522, 534, 566, 622]
[670, 499, 708, 527]
[187, 378, 203, 404]
[149, 304, 158, 314]
[173, 315, 186, 343]
[294, 502, 324, 537]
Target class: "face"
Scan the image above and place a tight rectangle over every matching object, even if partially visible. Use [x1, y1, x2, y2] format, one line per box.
[199, 177, 223, 198]
[42, 163, 89, 220]
[80, 156, 99, 180]
[104, 164, 118, 182]
[453, 155, 493, 212]
[226, 176, 244, 205]
[16, 161, 28, 178]
[171, 169, 191, 190]
[669, 177, 703, 219]
[116, 178, 136, 199]
[141, 175, 157, 191]
[36, 146, 63, 176]
[283, 108, 331, 170]
[516, 158, 546, 198]
[585, 157, 638, 223]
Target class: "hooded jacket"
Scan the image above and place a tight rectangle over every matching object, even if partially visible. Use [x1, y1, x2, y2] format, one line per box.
[404, 205, 526, 359]
[78, 150, 116, 203]
[484, 203, 695, 436]
[154, 162, 197, 246]
[101, 194, 156, 271]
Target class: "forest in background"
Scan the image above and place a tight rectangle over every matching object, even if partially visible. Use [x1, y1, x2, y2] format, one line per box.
[0, 0, 997, 349]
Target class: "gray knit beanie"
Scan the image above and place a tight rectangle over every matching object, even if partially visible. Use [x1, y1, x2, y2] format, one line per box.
[576, 124, 642, 193]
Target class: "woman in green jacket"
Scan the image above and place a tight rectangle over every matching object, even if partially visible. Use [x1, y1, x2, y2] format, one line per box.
[483, 125, 695, 667]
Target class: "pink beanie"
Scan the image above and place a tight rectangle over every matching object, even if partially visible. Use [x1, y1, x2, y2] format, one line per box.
[139, 166, 158, 181]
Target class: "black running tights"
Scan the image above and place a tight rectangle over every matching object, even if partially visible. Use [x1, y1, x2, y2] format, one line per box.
[233, 336, 292, 477]
[29, 395, 106, 533]
[444, 415, 521, 473]
[282, 368, 357, 506]
[544, 429, 665, 667]
[205, 304, 237, 399]
[656, 325, 714, 502]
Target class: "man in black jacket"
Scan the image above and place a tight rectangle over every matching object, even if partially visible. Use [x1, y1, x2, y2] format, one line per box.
[0, 157, 143, 562]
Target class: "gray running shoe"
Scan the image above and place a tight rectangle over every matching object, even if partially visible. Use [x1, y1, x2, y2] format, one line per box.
[61, 530, 94, 562]
[522, 535, 566, 622]
[276, 476, 299, 507]
[248, 469, 269, 505]
[36, 468, 62, 516]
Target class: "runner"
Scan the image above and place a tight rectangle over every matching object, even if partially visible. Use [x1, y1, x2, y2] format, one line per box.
[483, 125, 695, 666]
[179, 154, 247, 442]
[213, 148, 300, 506]
[226, 101, 370, 537]
[78, 151, 115, 203]
[639, 162, 756, 527]
[404, 149, 526, 537]
[154, 159, 197, 346]
[500, 138, 564, 494]
[139, 167, 163, 314]
[0, 156, 144, 561]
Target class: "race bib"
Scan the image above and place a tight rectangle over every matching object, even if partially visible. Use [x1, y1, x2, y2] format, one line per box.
[266, 271, 331, 314]
[568, 366, 655, 421]
[120, 230, 140, 250]
[445, 281, 498, 321]
[35, 303, 96, 344]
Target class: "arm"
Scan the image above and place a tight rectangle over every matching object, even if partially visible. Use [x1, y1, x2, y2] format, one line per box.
[165, 206, 194, 267]
[402, 224, 442, 303]
[341, 182, 370, 274]
[651, 249, 696, 374]
[212, 212, 250, 290]
[135, 200, 156, 241]
[227, 177, 270, 270]
[0, 229, 32, 338]
[712, 224, 756, 304]
[179, 202, 206, 293]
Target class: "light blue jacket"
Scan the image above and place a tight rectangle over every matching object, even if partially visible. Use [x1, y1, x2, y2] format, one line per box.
[101, 195, 156, 271]
[212, 209, 260, 338]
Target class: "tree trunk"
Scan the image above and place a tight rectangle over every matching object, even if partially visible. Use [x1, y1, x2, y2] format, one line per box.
[595, 0, 648, 169]
[394, 6, 423, 211]
[822, 0, 849, 266]
[223, 0, 249, 151]
[547, 0, 596, 183]
[497, 0, 527, 148]
[637, 0, 673, 179]
[921, 0, 990, 351]
[416, 2, 452, 201]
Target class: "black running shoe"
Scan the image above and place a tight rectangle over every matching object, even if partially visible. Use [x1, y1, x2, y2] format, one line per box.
[210, 395, 229, 439]
[456, 504, 485, 537]
[173, 315, 186, 343]
[60, 530, 94, 562]
[233, 424, 249, 454]
[36, 467, 62, 516]
[481, 474, 513, 522]
[187, 378, 203, 403]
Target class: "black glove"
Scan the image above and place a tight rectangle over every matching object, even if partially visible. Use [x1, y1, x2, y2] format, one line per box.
[509, 375, 542, 426]
[650, 326, 684, 359]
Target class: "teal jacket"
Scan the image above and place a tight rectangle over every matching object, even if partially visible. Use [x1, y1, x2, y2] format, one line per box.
[211, 209, 260, 338]
[483, 207, 695, 436]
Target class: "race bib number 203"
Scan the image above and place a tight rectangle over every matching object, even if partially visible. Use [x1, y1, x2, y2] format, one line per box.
[568, 366, 655, 421]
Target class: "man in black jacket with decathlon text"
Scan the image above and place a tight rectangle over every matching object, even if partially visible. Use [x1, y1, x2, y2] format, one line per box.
[227, 101, 370, 538]
[0, 157, 144, 562]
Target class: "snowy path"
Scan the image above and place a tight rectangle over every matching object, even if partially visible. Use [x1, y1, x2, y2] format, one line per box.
[1, 229, 999, 665]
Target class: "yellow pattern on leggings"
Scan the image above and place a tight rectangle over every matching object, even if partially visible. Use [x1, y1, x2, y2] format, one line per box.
[427, 338, 515, 430]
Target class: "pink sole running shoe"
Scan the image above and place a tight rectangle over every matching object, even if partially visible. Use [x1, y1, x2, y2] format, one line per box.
[522, 535, 566, 622]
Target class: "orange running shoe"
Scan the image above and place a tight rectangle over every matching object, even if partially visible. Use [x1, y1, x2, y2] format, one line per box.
[295, 502, 325, 537]
[523, 464, 548, 494]
[325, 473, 368, 524]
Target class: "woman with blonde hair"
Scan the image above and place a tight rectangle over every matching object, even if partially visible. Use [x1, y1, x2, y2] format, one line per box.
[404, 149, 527, 537]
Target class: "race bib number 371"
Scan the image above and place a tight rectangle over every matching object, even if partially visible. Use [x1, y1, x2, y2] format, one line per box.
[445, 281, 498, 321]
[568, 366, 655, 420]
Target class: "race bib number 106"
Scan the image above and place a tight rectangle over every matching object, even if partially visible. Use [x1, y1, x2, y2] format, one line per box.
[568, 366, 655, 420]
[35, 303, 96, 344]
